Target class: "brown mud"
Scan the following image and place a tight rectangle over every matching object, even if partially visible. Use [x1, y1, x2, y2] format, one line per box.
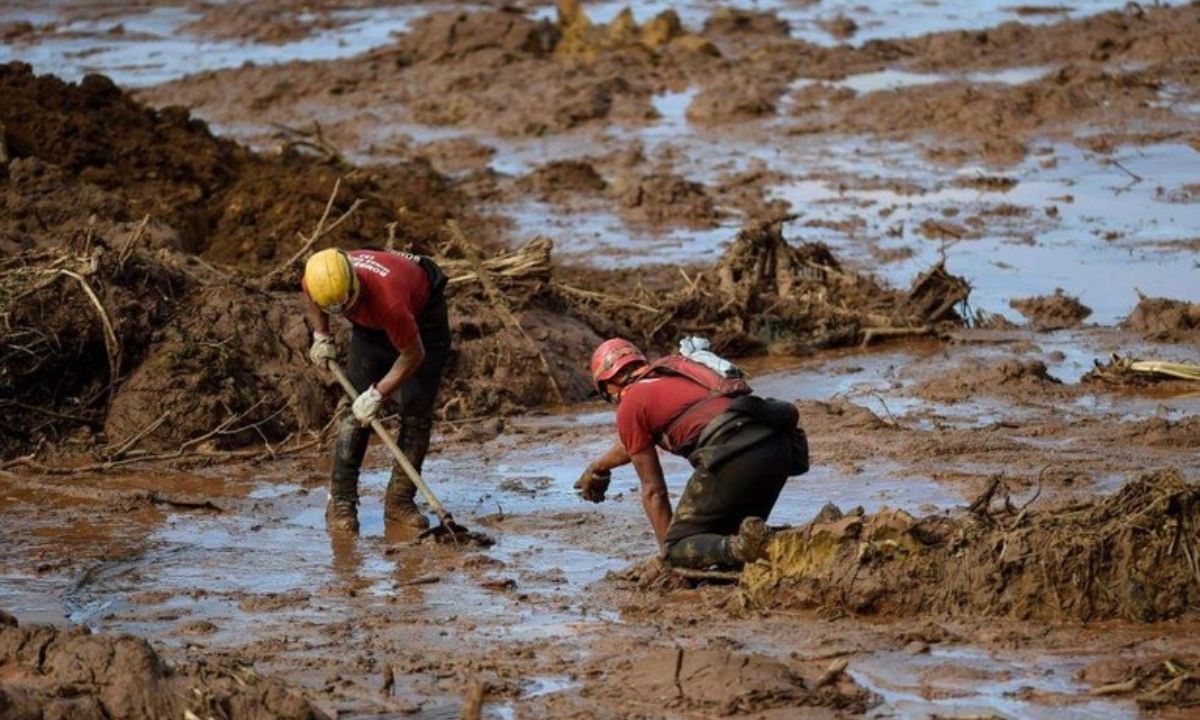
[0, 622, 327, 720]
[743, 470, 1199, 622]
[1011, 289, 1093, 330]
[2, 64, 965, 459]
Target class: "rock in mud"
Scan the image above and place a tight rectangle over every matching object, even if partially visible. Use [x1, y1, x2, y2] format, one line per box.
[0, 623, 327, 719]
[1009, 288, 1092, 330]
[742, 470, 1200, 622]
[1122, 296, 1200, 341]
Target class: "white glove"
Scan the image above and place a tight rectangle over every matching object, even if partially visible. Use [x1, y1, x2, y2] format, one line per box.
[351, 385, 384, 426]
[309, 332, 336, 370]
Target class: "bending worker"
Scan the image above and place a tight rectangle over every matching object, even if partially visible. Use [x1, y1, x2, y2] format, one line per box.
[576, 339, 808, 568]
[302, 248, 450, 533]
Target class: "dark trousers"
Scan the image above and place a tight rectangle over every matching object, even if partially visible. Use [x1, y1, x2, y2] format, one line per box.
[663, 432, 791, 568]
[330, 287, 451, 500]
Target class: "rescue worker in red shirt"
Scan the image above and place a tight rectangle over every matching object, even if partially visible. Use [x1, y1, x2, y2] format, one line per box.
[576, 339, 808, 568]
[303, 247, 451, 533]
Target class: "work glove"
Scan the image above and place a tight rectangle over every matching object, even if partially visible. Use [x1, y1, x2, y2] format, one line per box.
[574, 466, 611, 503]
[351, 385, 384, 426]
[309, 332, 337, 371]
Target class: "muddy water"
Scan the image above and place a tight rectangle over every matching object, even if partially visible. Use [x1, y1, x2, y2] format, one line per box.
[851, 645, 1137, 720]
[0, 2, 471, 87]
[0, 0, 1132, 90]
[527, 0, 1129, 44]
[7, 349, 1179, 716]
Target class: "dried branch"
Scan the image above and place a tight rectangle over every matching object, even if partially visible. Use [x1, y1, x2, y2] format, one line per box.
[446, 221, 566, 404]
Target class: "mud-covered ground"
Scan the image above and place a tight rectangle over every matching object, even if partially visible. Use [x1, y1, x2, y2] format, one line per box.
[3, 1, 1200, 718]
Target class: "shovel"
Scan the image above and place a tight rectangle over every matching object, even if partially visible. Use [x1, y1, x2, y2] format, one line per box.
[328, 361, 489, 546]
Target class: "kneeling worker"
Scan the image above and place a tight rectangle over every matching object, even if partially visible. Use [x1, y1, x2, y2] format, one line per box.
[303, 247, 450, 533]
[576, 339, 808, 568]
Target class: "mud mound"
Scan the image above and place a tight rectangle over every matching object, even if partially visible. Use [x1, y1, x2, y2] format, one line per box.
[180, 3, 343, 44]
[1122, 296, 1200, 341]
[394, 10, 559, 64]
[595, 645, 877, 715]
[1, 229, 328, 458]
[743, 470, 1200, 622]
[616, 172, 718, 227]
[687, 78, 784, 125]
[910, 357, 1064, 403]
[0, 63, 459, 269]
[702, 8, 791, 38]
[515, 159, 607, 200]
[1009, 288, 1092, 330]
[0, 622, 327, 719]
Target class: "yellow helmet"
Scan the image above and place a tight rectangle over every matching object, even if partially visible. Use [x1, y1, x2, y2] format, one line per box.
[303, 249, 359, 314]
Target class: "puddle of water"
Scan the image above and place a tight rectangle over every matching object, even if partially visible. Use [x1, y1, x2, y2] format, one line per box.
[0, 573, 70, 625]
[771, 141, 1200, 324]
[853, 645, 1137, 719]
[504, 200, 738, 269]
[0, 4, 470, 87]
[530, 0, 1129, 46]
[494, 676, 579, 720]
[807, 66, 1052, 95]
[646, 87, 699, 139]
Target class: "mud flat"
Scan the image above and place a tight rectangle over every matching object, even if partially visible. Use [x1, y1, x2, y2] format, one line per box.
[2, 0, 1200, 717]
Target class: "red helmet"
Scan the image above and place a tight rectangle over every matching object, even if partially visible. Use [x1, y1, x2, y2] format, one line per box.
[590, 338, 646, 398]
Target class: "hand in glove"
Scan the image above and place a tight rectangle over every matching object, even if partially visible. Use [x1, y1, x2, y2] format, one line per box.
[351, 385, 384, 426]
[309, 332, 337, 371]
[574, 466, 611, 503]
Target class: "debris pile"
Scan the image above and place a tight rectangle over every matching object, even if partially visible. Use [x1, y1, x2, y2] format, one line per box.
[742, 470, 1200, 622]
[1084, 353, 1200, 387]
[592, 218, 969, 355]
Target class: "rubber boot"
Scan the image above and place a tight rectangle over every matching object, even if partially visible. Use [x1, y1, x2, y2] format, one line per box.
[383, 415, 432, 530]
[729, 516, 769, 564]
[327, 413, 368, 534]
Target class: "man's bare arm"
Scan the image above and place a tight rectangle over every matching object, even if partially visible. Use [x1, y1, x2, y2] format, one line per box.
[588, 439, 631, 475]
[631, 448, 672, 550]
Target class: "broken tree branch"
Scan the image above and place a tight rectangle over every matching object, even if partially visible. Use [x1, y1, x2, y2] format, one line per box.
[447, 221, 567, 404]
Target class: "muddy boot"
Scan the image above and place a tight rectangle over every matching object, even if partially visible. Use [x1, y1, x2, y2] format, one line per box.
[327, 414, 367, 534]
[383, 467, 429, 529]
[384, 415, 432, 529]
[729, 516, 769, 564]
[326, 473, 360, 533]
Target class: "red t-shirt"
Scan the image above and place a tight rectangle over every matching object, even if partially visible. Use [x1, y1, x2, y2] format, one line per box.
[616, 374, 732, 456]
[304, 250, 431, 352]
